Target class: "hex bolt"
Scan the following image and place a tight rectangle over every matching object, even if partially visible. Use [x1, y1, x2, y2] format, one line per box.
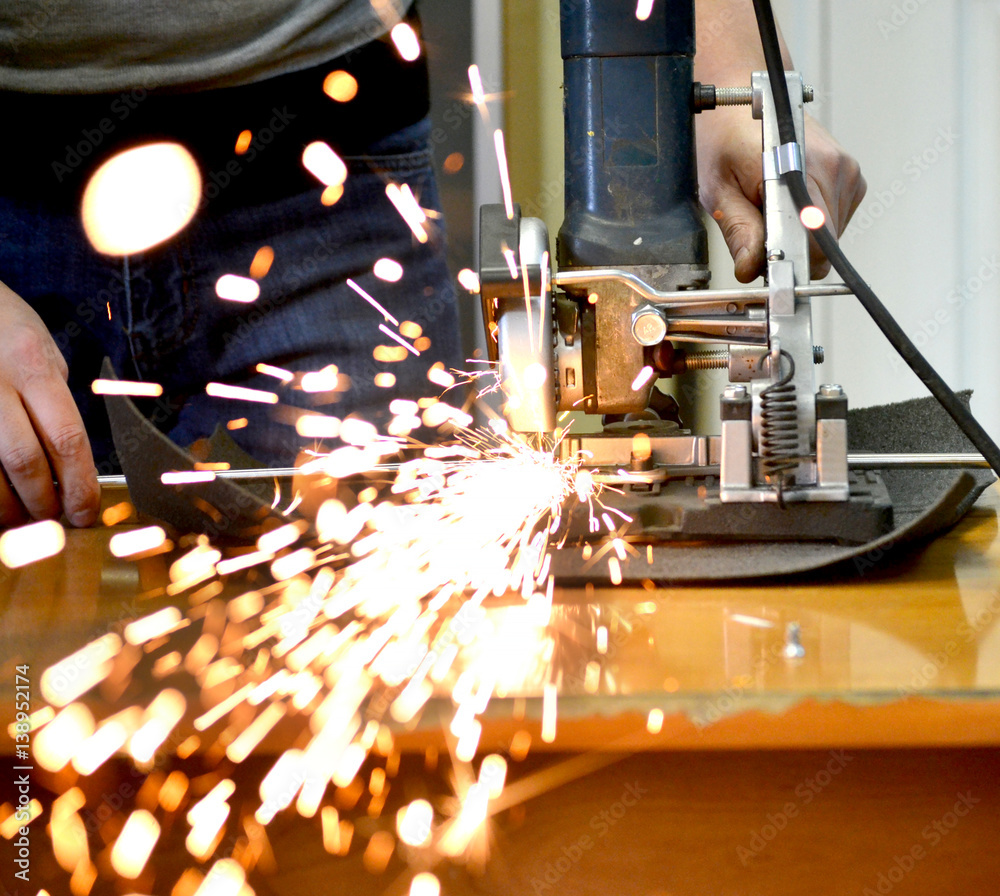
[631, 305, 668, 346]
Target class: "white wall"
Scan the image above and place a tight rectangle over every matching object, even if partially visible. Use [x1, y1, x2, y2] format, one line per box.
[772, 0, 1000, 438]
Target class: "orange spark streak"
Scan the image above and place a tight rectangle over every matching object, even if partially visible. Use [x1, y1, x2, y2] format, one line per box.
[468, 64, 489, 123]
[206, 383, 278, 404]
[636, 0, 655, 20]
[541, 682, 557, 743]
[111, 809, 160, 879]
[373, 257, 403, 282]
[215, 273, 259, 303]
[631, 365, 656, 391]
[226, 703, 287, 763]
[124, 607, 184, 645]
[647, 708, 664, 734]
[193, 683, 254, 731]
[0, 519, 65, 568]
[302, 141, 347, 187]
[91, 379, 163, 397]
[255, 362, 293, 382]
[40, 635, 120, 706]
[493, 129, 514, 219]
[391, 22, 421, 61]
[385, 182, 429, 242]
[161, 471, 218, 485]
[249, 245, 275, 279]
[347, 277, 399, 325]
[457, 268, 480, 292]
[501, 247, 517, 279]
[378, 324, 420, 356]
[323, 70, 359, 102]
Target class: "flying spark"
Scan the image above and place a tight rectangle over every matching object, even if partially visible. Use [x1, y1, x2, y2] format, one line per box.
[493, 129, 515, 219]
[92, 379, 164, 397]
[216, 273, 260, 303]
[391, 22, 421, 61]
[385, 183, 429, 243]
[636, 0, 655, 20]
[25, 363, 649, 893]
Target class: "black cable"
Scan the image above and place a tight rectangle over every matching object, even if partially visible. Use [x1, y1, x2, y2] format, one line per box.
[751, 0, 1000, 478]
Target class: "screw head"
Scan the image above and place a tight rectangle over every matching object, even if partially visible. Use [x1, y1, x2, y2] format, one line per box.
[819, 383, 844, 398]
[723, 385, 748, 400]
[631, 306, 667, 346]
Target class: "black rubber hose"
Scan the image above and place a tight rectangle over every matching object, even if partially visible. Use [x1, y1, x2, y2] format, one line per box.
[750, 0, 1000, 477]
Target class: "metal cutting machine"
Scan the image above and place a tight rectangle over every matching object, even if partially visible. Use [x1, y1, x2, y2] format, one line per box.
[478, 0, 894, 544]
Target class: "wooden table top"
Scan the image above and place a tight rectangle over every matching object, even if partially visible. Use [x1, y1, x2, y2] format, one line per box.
[3, 482, 1000, 753]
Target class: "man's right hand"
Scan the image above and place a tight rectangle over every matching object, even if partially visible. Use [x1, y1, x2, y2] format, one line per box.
[0, 281, 100, 528]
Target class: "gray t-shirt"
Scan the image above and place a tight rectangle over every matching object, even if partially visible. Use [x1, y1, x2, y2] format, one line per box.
[0, 0, 411, 93]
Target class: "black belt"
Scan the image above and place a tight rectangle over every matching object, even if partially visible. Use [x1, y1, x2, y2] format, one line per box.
[2, 17, 430, 210]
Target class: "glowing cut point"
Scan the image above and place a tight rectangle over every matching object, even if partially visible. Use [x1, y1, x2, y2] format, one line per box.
[323, 69, 359, 102]
[0, 519, 65, 568]
[374, 372, 397, 388]
[215, 273, 260, 303]
[523, 362, 548, 390]
[800, 205, 826, 230]
[373, 258, 404, 282]
[391, 22, 421, 61]
[302, 141, 348, 187]
[82, 142, 201, 255]
[234, 130, 252, 154]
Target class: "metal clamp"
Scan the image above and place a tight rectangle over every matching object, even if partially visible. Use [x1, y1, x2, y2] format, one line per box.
[763, 142, 803, 181]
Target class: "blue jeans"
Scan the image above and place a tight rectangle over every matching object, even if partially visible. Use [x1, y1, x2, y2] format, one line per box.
[0, 115, 463, 471]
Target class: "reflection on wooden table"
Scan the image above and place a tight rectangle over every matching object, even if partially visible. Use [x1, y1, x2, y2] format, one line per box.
[2, 483, 999, 895]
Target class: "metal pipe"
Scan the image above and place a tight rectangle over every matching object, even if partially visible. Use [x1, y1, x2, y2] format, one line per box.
[552, 268, 853, 305]
[95, 453, 993, 490]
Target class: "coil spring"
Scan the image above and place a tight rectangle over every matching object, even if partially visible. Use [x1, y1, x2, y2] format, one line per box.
[759, 350, 799, 504]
